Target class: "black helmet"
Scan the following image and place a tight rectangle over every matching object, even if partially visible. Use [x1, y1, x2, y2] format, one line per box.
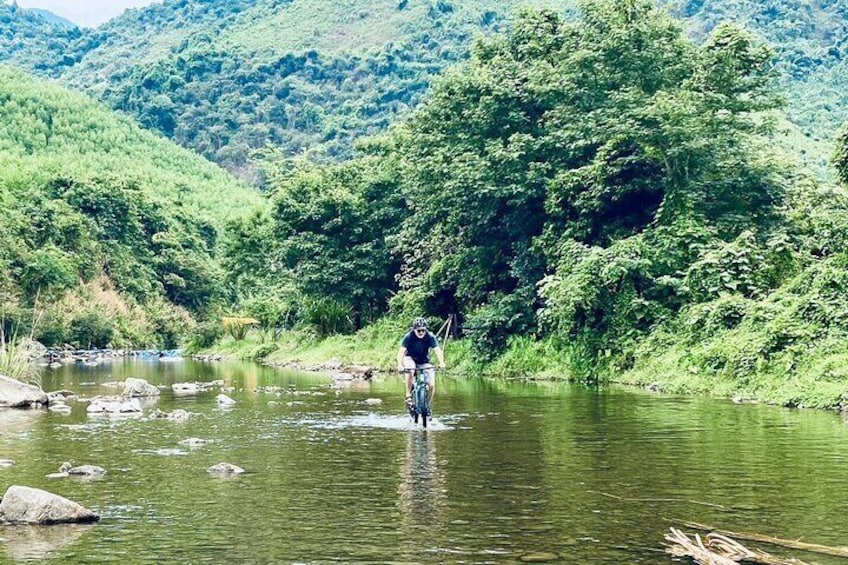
[412, 317, 428, 330]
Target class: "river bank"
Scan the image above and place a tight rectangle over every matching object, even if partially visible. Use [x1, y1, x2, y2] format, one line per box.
[193, 319, 848, 412]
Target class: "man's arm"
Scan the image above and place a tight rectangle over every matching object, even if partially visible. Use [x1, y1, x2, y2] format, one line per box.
[397, 346, 407, 371]
[433, 346, 445, 369]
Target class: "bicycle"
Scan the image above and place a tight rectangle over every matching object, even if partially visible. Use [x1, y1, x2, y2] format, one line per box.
[405, 363, 434, 429]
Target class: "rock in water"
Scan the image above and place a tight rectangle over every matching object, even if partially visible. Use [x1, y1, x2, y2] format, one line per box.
[122, 378, 160, 398]
[216, 394, 236, 406]
[0, 375, 48, 408]
[67, 465, 106, 478]
[207, 462, 245, 475]
[0, 485, 99, 525]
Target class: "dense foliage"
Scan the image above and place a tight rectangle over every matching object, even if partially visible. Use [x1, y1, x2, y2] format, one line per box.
[0, 67, 263, 347]
[223, 1, 848, 409]
[671, 0, 848, 141]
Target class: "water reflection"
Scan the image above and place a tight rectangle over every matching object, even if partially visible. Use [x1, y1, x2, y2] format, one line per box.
[397, 431, 445, 534]
[8, 359, 848, 564]
[0, 409, 43, 438]
[0, 524, 93, 562]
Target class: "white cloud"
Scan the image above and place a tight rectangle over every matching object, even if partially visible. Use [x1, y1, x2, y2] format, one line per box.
[15, 0, 162, 28]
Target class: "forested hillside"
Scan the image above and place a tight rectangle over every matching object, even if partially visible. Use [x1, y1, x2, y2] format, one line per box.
[0, 66, 263, 348]
[0, 2, 89, 75]
[671, 0, 848, 146]
[3, 0, 845, 179]
[54, 0, 561, 176]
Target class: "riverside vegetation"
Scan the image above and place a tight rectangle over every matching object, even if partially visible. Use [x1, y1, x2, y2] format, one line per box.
[214, 1, 848, 410]
[3, 0, 848, 409]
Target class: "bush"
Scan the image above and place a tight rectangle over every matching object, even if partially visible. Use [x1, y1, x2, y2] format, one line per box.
[464, 291, 535, 361]
[302, 298, 353, 337]
[69, 312, 114, 348]
[185, 318, 224, 351]
[33, 310, 68, 347]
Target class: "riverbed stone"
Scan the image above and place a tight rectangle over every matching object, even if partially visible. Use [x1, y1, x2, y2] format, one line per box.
[216, 394, 236, 406]
[67, 465, 106, 477]
[0, 485, 100, 525]
[344, 365, 374, 379]
[122, 378, 160, 397]
[86, 397, 142, 414]
[364, 398, 383, 406]
[207, 462, 245, 475]
[46, 390, 77, 404]
[0, 374, 48, 408]
[178, 438, 211, 447]
[0, 459, 13, 468]
[150, 408, 191, 421]
[172, 382, 199, 395]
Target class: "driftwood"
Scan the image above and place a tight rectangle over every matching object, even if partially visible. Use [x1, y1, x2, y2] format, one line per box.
[665, 528, 738, 565]
[665, 528, 810, 565]
[592, 490, 729, 509]
[681, 521, 848, 559]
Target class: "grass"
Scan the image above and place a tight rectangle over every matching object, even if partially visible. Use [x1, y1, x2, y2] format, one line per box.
[0, 336, 43, 388]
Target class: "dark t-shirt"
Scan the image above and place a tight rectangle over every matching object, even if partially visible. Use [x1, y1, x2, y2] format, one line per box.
[401, 331, 439, 365]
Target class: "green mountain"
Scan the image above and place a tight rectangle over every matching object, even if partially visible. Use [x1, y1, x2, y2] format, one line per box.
[0, 66, 263, 347]
[60, 0, 565, 176]
[670, 0, 848, 140]
[0, 2, 89, 75]
[27, 8, 76, 29]
[3, 0, 846, 177]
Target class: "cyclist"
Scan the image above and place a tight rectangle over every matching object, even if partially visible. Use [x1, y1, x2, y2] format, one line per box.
[397, 317, 446, 408]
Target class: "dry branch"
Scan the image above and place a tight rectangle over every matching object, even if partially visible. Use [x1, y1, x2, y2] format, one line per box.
[665, 528, 738, 565]
[681, 521, 848, 559]
[665, 529, 811, 565]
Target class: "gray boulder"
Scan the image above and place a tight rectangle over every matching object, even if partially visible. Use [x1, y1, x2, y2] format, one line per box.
[0, 485, 99, 525]
[46, 390, 76, 404]
[122, 378, 160, 398]
[216, 394, 236, 406]
[67, 465, 106, 478]
[207, 462, 245, 475]
[0, 374, 48, 409]
[86, 397, 142, 414]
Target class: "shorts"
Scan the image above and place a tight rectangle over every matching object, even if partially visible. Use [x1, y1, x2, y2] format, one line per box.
[402, 357, 435, 384]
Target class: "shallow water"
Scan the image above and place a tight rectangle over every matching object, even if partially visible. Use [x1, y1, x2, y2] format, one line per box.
[1, 358, 848, 563]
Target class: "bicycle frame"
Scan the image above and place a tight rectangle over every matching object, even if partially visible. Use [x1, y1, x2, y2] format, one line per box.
[407, 363, 433, 428]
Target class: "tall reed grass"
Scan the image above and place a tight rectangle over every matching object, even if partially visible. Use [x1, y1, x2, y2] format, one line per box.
[0, 335, 43, 388]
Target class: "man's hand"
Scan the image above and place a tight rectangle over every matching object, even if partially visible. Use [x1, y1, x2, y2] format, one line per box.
[439, 362, 446, 370]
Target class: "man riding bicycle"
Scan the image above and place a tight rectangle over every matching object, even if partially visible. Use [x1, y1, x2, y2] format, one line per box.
[397, 317, 446, 409]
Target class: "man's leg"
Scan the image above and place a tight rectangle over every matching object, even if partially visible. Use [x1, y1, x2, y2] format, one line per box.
[403, 357, 416, 405]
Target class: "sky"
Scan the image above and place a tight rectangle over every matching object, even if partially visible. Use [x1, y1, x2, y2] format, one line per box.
[15, 0, 161, 28]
